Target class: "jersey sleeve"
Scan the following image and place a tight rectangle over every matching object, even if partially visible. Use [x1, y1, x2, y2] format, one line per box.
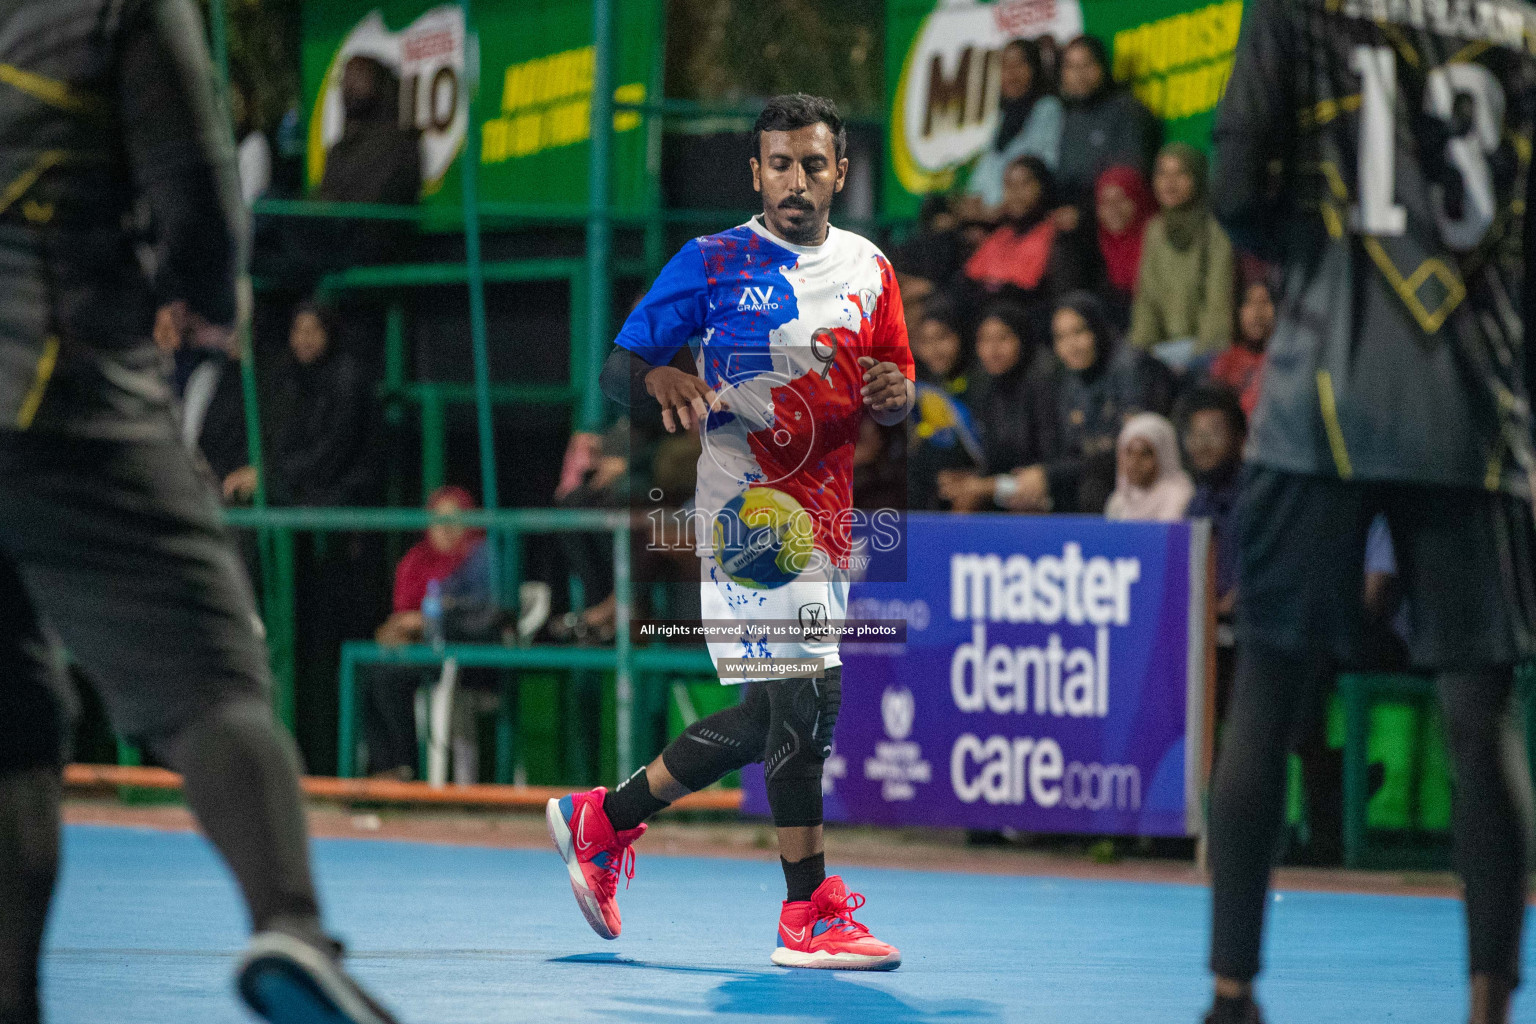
[614, 240, 710, 366]
[868, 254, 916, 380]
[1211, 0, 1295, 259]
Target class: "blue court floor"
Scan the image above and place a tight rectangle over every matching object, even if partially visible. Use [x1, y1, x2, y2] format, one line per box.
[46, 824, 1531, 1023]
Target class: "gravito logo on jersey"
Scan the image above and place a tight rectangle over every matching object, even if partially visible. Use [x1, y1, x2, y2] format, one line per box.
[737, 286, 779, 311]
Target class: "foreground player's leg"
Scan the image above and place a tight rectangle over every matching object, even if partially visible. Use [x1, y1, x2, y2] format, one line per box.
[0, 436, 400, 1024]
[759, 671, 899, 971]
[0, 769, 61, 1024]
[1437, 668, 1532, 1024]
[1206, 644, 1321, 1024]
[547, 683, 770, 938]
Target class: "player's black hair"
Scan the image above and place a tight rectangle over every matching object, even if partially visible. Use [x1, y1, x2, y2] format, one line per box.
[752, 93, 847, 162]
[1177, 383, 1248, 440]
[1064, 34, 1110, 76]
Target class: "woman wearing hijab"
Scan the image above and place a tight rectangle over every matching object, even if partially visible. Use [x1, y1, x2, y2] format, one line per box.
[1056, 35, 1161, 204]
[962, 156, 1086, 334]
[966, 302, 1039, 475]
[1104, 413, 1194, 521]
[964, 38, 1063, 217]
[938, 291, 1173, 513]
[1092, 165, 1157, 330]
[1128, 143, 1238, 361]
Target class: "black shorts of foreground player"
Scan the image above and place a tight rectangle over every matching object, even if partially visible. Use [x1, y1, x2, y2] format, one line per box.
[0, 2, 397, 1022]
[1207, 2, 1536, 1023]
[550, 92, 913, 970]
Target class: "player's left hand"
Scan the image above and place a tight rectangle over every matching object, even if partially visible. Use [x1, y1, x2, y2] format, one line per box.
[858, 356, 911, 419]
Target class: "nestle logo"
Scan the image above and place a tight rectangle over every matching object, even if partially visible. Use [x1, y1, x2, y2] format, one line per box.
[993, 0, 1056, 35]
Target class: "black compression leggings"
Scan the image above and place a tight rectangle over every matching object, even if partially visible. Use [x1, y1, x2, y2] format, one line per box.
[1209, 647, 1533, 982]
[661, 669, 842, 828]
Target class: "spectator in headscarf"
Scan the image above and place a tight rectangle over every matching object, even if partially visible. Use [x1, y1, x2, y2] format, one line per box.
[908, 297, 984, 510]
[962, 156, 1086, 336]
[963, 38, 1063, 218]
[938, 291, 1173, 513]
[271, 55, 422, 291]
[224, 302, 375, 506]
[892, 193, 965, 294]
[1207, 261, 1277, 417]
[1104, 412, 1193, 521]
[1128, 143, 1238, 363]
[1056, 35, 1160, 205]
[912, 295, 972, 397]
[1092, 165, 1157, 330]
[966, 301, 1038, 476]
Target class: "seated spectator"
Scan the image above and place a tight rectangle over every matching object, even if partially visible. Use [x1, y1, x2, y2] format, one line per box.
[1104, 413, 1192, 521]
[1208, 264, 1276, 417]
[1056, 35, 1160, 205]
[938, 291, 1172, 513]
[366, 486, 484, 777]
[912, 295, 971, 397]
[962, 156, 1082, 335]
[967, 302, 1038, 475]
[854, 418, 908, 511]
[961, 38, 1063, 219]
[1092, 165, 1157, 331]
[1180, 386, 1246, 616]
[1128, 143, 1237, 365]
[908, 302, 985, 511]
[892, 194, 966, 296]
[224, 303, 375, 505]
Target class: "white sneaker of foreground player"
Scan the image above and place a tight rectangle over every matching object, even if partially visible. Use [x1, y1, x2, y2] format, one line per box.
[772, 876, 901, 970]
[547, 786, 647, 939]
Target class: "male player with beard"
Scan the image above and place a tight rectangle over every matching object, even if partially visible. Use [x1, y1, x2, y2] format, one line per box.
[0, 2, 398, 1022]
[547, 93, 914, 970]
[1208, 2, 1536, 1022]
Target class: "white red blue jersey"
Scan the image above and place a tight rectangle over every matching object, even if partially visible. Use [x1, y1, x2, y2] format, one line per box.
[615, 216, 914, 568]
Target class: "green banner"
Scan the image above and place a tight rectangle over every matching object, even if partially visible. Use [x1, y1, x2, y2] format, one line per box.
[885, 0, 1244, 218]
[300, 0, 661, 214]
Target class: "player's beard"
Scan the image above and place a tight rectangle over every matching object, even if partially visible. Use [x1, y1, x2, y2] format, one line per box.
[773, 197, 826, 245]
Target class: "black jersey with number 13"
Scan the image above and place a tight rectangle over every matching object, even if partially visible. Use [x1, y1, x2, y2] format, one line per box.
[1214, 0, 1536, 494]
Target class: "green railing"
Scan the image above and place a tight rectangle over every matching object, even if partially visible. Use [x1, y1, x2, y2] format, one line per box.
[221, 504, 684, 780]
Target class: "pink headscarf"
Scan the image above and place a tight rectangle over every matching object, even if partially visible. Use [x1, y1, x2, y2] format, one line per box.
[1104, 413, 1193, 522]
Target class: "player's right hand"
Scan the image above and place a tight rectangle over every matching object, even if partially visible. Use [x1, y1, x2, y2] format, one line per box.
[645, 366, 720, 433]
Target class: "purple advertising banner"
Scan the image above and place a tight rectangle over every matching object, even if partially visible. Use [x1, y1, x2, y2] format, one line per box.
[743, 513, 1209, 837]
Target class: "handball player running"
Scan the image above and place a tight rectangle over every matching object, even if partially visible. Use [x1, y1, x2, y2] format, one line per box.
[0, 3, 397, 1022]
[1209, 2, 1536, 1022]
[547, 93, 915, 970]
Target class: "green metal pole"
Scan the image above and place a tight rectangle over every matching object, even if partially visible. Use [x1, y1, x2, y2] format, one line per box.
[458, 0, 500, 512]
[584, 0, 616, 433]
[643, 0, 667, 276]
[208, 0, 288, 724]
[613, 523, 633, 781]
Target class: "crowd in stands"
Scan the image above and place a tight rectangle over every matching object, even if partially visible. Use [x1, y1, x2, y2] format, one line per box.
[896, 34, 1273, 537]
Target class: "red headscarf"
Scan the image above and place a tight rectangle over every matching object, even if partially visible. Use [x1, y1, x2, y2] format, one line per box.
[1095, 165, 1156, 293]
[392, 485, 483, 612]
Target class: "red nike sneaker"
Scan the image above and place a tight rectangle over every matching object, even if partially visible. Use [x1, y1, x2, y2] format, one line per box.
[770, 875, 901, 970]
[546, 787, 646, 940]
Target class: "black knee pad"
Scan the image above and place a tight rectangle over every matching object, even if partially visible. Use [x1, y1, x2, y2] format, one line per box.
[764, 667, 842, 828]
[661, 682, 771, 792]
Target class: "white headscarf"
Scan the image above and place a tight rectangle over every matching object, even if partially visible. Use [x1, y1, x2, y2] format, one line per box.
[1104, 412, 1193, 521]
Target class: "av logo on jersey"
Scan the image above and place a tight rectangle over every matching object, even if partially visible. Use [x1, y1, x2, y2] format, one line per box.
[891, 0, 1084, 193]
[864, 685, 931, 801]
[307, 6, 467, 195]
[737, 286, 780, 311]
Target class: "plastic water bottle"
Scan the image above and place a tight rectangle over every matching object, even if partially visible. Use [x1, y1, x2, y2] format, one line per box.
[422, 579, 445, 653]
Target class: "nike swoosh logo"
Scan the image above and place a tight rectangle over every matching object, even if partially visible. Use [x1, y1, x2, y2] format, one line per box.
[782, 924, 807, 943]
[576, 808, 592, 853]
